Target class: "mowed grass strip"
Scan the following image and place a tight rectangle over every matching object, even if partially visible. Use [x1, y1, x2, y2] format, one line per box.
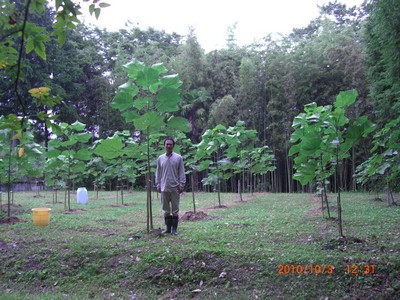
[0, 191, 399, 299]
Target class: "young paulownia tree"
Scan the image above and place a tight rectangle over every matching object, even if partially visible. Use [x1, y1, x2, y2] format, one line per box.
[289, 90, 375, 238]
[110, 60, 189, 232]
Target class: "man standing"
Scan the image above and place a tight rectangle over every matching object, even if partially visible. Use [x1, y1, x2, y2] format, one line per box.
[155, 137, 185, 235]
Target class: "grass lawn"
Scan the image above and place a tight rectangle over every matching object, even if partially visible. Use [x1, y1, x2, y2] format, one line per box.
[0, 190, 399, 299]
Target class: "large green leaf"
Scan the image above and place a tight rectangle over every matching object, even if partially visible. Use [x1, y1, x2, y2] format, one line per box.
[304, 102, 317, 113]
[331, 108, 349, 127]
[306, 113, 321, 124]
[119, 81, 139, 93]
[300, 133, 322, 156]
[70, 121, 86, 131]
[334, 89, 358, 108]
[48, 139, 61, 148]
[294, 154, 308, 165]
[60, 149, 75, 158]
[160, 74, 182, 89]
[196, 160, 212, 171]
[157, 87, 180, 112]
[124, 60, 145, 78]
[122, 110, 138, 123]
[111, 84, 138, 111]
[61, 139, 77, 147]
[152, 63, 168, 75]
[293, 160, 318, 185]
[133, 97, 152, 110]
[75, 133, 92, 143]
[136, 68, 160, 90]
[343, 120, 366, 146]
[133, 112, 165, 132]
[123, 143, 141, 158]
[340, 117, 375, 153]
[213, 124, 227, 131]
[290, 128, 304, 143]
[94, 138, 123, 159]
[75, 148, 91, 161]
[288, 144, 301, 157]
[45, 149, 61, 158]
[292, 113, 307, 128]
[71, 161, 86, 173]
[225, 141, 240, 158]
[166, 116, 190, 132]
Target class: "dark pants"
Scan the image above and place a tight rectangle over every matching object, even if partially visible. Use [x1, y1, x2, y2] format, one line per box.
[161, 190, 179, 217]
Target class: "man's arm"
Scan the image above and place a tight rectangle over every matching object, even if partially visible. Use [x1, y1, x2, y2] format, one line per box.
[178, 157, 185, 193]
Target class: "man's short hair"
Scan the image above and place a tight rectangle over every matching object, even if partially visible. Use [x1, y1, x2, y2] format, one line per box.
[164, 136, 175, 146]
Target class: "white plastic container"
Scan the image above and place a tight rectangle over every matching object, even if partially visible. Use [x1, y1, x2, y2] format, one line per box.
[77, 187, 88, 204]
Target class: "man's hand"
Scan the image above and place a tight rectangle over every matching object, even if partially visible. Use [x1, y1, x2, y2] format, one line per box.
[157, 186, 161, 193]
[178, 186, 184, 194]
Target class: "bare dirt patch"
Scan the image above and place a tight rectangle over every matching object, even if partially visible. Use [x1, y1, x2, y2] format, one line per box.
[108, 203, 135, 207]
[373, 197, 384, 202]
[1, 204, 29, 214]
[0, 216, 27, 225]
[180, 211, 212, 221]
[63, 209, 87, 214]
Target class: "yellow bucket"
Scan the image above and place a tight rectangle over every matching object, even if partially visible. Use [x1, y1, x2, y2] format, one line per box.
[32, 208, 51, 226]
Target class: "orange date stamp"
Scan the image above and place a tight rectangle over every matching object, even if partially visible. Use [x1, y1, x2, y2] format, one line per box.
[277, 264, 334, 275]
[277, 264, 376, 275]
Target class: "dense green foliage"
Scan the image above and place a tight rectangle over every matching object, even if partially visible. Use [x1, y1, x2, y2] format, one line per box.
[364, 0, 400, 122]
[0, 0, 399, 196]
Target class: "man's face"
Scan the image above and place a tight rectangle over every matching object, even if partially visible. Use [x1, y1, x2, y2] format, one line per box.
[165, 139, 174, 155]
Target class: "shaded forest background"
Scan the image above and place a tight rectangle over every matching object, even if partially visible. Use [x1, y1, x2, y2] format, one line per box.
[1, 0, 399, 193]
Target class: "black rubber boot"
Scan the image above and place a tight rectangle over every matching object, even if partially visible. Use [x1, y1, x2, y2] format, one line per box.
[162, 216, 172, 234]
[171, 216, 179, 235]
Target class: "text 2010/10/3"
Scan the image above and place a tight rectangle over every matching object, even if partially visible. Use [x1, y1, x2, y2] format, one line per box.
[277, 264, 334, 275]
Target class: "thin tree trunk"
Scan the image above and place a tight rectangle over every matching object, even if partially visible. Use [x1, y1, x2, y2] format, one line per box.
[285, 147, 292, 193]
[116, 183, 119, 204]
[323, 185, 331, 218]
[242, 170, 245, 194]
[7, 140, 12, 217]
[335, 147, 344, 238]
[146, 128, 153, 232]
[67, 189, 71, 211]
[146, 173, 150, 233]
[191, 173, 196, 213]
[270, 171, 274, 193]
[387, 182, 394, 206]
[64, 188, 67, 210]
[250, 170, 252, 193]
[352, 148, 356, 191]
[238, 180, 243, 201]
